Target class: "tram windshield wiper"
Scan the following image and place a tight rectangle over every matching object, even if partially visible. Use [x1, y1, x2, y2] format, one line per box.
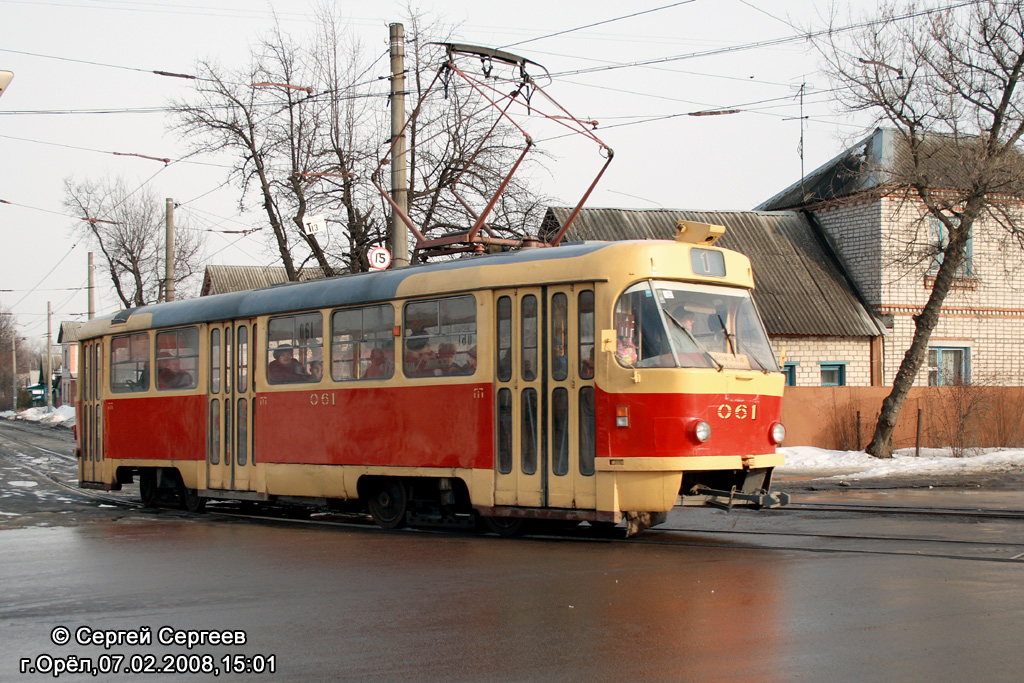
[664, 310, 724, 372]
[715, 313, 772, 374]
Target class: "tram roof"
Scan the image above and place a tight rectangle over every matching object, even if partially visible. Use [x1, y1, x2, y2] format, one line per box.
[80, 241, 630, 337]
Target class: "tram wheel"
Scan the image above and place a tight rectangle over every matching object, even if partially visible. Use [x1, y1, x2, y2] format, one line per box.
[367, 479, 408, 529]
[178, 481, 206, 513]
[139, 470, 158, 508]
[483, 516, 526, 537]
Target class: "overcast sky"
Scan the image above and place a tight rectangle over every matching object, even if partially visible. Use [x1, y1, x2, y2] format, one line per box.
[0, 0, 881, 344]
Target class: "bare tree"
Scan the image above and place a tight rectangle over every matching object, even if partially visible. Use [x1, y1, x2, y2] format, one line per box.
[63, 176, 205, 307]
[0, 307, 26, 410]
[818, 1, 1024, 457]
[170, 7, 549, 277]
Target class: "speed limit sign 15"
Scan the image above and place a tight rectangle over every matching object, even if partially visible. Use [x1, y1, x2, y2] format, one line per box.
[368, 246, 392, 270]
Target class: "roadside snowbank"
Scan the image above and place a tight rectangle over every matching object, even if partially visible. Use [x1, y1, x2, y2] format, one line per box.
[778, 445, 1024, 480]
[1, 405, 76, 427]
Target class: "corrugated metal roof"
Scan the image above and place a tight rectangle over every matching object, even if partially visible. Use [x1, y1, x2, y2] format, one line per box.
[57, 321, 82, 343]
[200, 265, 326, 296]
[542, 207, 881, 338]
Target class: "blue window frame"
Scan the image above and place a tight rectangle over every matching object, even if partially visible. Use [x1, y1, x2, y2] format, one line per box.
[784, 363, 798, 387]
[928, 217, 972, 277]
[819, 362, 847, 387]
[928, 347, 969, 386]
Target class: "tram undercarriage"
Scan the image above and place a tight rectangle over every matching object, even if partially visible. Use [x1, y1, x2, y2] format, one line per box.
[108, 464, 787, 537]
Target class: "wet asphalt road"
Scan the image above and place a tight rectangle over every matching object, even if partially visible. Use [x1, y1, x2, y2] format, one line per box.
[2, 420, 1024, 682]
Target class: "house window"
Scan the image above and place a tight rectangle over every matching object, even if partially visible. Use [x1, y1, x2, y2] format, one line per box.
[928, 216, 972, 277]
[819, 362, 846, 387]
[784, 363, 798, 387]
[928, 347, 969, 386]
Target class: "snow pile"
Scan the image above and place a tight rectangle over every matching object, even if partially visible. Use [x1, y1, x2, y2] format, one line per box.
[778, 445, 1024, 480]
[11, 405, 76, 428]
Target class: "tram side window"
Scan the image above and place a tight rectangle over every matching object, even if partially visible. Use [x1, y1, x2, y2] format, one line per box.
[267, 313, 323, 384]
[331, 304, 395, 381]
[496, 296, 512, 382]
[551, 293, 568, 381]
[578, 290, 595, 379]
[156, 328, 199, 391]
[521, 295, 538, 381]
[210, 328, 221, 394]
[614, 284, 672, 367]
[403, 295, 477, 378]
[110, 333, 150, 393]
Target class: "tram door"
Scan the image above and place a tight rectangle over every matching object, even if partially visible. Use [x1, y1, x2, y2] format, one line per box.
[207, 320, 256, 492]
[546, 285, 597, 511]
[79, 340, 103, 484]
[494, 286, 597, 510]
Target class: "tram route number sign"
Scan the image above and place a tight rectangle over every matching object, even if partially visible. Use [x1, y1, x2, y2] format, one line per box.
[368, 246, 392, 271]
[302, 214, 326, 236]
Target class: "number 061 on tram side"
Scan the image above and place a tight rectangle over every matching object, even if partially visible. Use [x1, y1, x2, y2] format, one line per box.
[74, 222, 789, 536]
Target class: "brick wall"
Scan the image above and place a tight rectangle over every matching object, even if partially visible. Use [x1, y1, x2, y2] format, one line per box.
[808, 195, 1024, 387]
[771, 336, 874, 386]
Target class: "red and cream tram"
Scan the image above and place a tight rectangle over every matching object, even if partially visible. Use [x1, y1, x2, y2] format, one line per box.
[75, 224, 788, 535]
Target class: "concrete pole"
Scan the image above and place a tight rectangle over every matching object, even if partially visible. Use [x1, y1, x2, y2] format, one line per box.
[87, 251, 95, 319]
[10, 334, 15, 412]
[165, 198, 175, 302]
[46, 301, 52, 409]
[389, 23, 409, 269]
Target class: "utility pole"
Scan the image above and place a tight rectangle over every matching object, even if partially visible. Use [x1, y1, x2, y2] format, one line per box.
[165, 198, 175, 302]
[389, 23, 409, 269]
[46, 301, 52, 409]
[10, 333, 15, 412]
[87, 251, 95, 319]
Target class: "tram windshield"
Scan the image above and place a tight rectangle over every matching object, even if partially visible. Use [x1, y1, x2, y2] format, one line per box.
[613, 280, 779, 372]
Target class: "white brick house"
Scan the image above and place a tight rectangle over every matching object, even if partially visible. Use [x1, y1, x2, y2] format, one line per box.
[759, 127, 1024, 387]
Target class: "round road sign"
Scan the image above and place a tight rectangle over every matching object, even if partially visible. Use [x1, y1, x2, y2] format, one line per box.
[368, 246, 392, 270]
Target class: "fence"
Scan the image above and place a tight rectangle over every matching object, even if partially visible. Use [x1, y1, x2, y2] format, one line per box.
[780, 386, 1024, 452]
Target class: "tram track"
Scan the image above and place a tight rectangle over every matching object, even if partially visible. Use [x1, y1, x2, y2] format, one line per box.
[616, 531, 1024, 564]
[9, 462, 1024, 565]
[786, 501, 1024, 520]
[3, 422, 1023, 563]
[201, 506, 1024, 565]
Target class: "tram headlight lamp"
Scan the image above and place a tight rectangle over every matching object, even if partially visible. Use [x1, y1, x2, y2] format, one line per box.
[693, 421, 711, 443]
[770, 422, 786, 445]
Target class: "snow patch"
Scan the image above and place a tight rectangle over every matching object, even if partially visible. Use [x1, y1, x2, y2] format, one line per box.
[778, 446, 1024, 480]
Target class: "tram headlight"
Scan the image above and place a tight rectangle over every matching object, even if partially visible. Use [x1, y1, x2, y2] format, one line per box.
[770, 422, 786, 445]
[693, 421, 711, 443]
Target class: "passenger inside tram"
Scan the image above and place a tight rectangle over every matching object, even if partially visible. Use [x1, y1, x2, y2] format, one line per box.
[156, 350, 193, 389]
[268, 345, 309, 383]
[308, 360, 323, 382]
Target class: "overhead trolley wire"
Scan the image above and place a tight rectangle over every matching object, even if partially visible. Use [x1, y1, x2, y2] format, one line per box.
[499, 1, 696, 50]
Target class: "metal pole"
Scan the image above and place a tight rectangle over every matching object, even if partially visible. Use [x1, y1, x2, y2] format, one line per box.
[389, 23, 409, 268]
[46, 301, 52, 409]
[87, 251, 95, 319]
[165, 198, 175, 301]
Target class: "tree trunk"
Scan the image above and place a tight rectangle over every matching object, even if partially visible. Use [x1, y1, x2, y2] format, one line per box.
[866, 215, 973, 458]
